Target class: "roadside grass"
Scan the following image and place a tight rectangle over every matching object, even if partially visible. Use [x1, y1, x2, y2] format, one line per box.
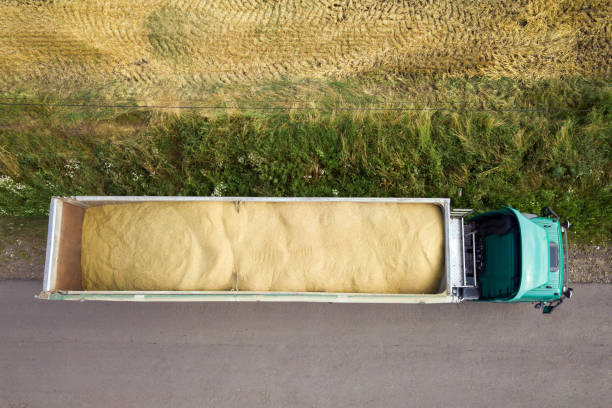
[3, 73, 610, 115]
[0, 76, 610, 243]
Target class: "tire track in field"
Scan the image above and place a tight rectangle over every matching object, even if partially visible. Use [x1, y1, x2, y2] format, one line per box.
[0, 0, 610, 99]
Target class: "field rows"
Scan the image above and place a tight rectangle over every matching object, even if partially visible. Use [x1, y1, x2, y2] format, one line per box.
[0, 0, 610, 101]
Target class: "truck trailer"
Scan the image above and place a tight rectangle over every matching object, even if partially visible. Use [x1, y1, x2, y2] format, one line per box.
[39, 196, 573, 313]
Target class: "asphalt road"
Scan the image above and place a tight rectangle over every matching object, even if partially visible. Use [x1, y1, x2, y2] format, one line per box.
[1, 281, 610, 408]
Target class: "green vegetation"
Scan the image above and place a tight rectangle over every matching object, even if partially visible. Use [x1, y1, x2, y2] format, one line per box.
[1, 76, 610, 242]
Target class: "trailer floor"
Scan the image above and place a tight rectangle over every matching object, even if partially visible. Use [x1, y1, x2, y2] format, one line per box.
[0, 281, 610, 408]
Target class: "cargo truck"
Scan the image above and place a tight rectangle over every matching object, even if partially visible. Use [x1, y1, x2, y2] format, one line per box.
[39, 196, 573, 313]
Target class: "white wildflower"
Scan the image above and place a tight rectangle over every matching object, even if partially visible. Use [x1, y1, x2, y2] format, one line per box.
[247, 152, 264, 167]
[45, 180, 58, 192]
[0, 175, 12, 186]
[0, 175, 27, 193]
[103, 161, 113, 174]
[64, 159, 80, 179]
[212, 182, 226, 197]
[332, 189, 339, 196]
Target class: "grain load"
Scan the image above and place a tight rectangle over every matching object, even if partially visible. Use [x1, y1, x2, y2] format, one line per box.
[81, 201, 445, 293]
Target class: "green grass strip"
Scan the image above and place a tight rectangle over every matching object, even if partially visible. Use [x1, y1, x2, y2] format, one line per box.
[1, 77, 610, 242]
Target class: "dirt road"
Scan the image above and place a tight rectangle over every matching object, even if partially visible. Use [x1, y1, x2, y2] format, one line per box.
[0, 281, 610, 407]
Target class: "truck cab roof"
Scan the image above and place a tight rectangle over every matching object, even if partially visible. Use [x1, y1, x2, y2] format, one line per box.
[470, 207, 551, 301]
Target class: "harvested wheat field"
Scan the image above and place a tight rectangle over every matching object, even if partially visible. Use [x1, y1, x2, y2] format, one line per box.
[0, 0, 610, 102]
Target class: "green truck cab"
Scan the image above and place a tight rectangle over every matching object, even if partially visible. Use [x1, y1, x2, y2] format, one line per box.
[467, 207, 573, 313]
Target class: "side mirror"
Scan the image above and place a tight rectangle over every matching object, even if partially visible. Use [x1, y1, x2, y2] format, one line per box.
[541, 206, 560, 219]
[534, 288, 573, 314]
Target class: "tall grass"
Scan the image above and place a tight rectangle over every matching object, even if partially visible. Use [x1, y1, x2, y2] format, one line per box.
[0, 77, 610, 242]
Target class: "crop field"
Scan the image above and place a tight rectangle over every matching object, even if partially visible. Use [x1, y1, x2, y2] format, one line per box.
[0, 0, 610, 103]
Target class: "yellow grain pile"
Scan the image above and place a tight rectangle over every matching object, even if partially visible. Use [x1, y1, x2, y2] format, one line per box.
[81, 201, 445, 293]
[0, 0, 609, 101]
